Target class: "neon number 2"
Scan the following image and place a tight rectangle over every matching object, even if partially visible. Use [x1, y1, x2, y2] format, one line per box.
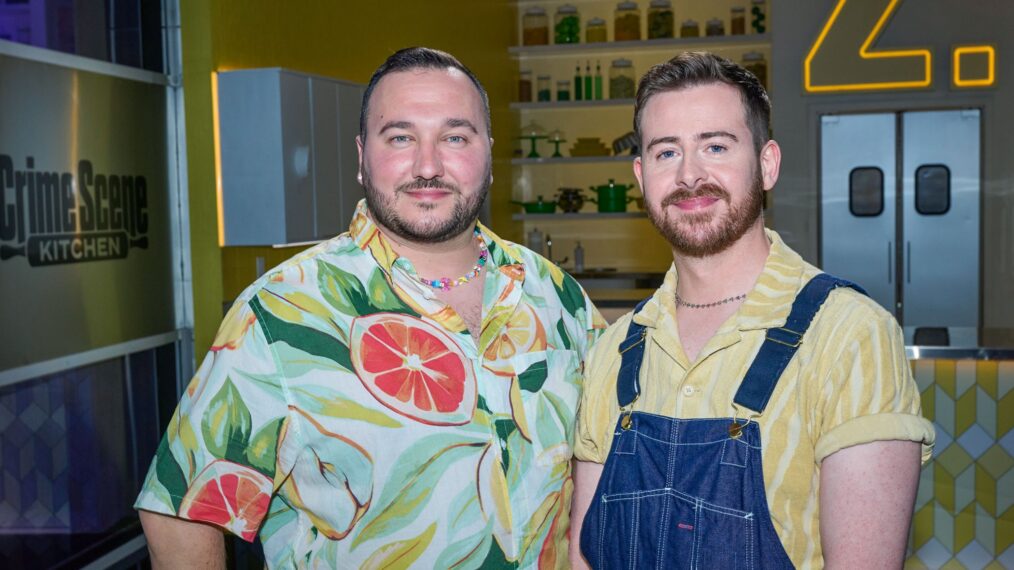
[805, 0, 931, 93]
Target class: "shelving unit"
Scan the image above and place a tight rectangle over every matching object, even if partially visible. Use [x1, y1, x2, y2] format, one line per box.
[512, 212, 646, 221]
[512, 155, 634, 165]
[509, 33, 768, 57]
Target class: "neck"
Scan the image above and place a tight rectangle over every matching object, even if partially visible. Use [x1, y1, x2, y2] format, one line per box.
[672, 222, 771, 303]
[370, 215, 481, 278]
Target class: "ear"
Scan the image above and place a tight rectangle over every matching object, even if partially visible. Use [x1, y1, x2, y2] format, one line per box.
[633, 155, 645, 194]
[759, 140, 781, 191]
[356, 135, 364, 184]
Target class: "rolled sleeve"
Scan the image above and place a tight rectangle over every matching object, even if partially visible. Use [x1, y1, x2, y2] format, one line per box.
[574, 316, 628, 464]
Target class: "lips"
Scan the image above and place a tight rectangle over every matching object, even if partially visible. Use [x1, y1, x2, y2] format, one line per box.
[403, 189, 452, 200]
[673, 196, 720, 211]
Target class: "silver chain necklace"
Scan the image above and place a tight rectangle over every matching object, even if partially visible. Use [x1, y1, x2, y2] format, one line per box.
[675, 292, 747, 309]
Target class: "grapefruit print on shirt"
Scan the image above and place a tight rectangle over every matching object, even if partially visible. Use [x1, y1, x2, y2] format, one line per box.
[350, 313, 477, 425]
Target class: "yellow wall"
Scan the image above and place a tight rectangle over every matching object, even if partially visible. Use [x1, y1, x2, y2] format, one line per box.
[180, 0, 517, 358]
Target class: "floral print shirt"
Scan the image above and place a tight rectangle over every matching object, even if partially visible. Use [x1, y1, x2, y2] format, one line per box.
[135, 200, 605, 568]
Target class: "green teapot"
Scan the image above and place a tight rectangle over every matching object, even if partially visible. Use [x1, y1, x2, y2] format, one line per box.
[588, 179, 636, 213]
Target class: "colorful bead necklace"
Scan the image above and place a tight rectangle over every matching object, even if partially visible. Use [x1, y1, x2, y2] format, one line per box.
[418, 228, 488, 291]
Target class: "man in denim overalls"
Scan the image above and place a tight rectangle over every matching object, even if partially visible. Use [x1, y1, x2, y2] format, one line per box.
[569, 52, 934, 569]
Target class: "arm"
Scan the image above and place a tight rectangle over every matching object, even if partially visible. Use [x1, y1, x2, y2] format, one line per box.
[819, 439, 921, 569]
[569, 460, 605, 570]
[140, 510, 226, 569]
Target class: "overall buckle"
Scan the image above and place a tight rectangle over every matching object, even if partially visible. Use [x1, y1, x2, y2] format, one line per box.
[766, 326, 804, 348]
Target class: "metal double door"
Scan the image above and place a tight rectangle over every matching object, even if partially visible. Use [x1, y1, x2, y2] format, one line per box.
[820, 110, 980, 346]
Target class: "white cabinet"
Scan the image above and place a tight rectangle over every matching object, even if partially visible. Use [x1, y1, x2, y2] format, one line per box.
[216, 68, 364, 245]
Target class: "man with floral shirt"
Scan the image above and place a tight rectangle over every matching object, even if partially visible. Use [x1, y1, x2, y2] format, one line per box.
[136, 47, 605, 568]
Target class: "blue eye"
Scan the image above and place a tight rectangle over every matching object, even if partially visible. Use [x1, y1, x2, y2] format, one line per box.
[446, 135, 467, 144]
[707, 144, 726, 153]
[657, 149, 676, 160]
[390, 135, 411, 144]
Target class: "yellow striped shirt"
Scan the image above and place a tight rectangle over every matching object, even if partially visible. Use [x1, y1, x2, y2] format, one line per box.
[574, 229, 934, 569]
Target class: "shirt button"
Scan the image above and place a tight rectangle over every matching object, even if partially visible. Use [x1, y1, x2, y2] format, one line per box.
[682, 385, 696, 397]
[499, 439, 508, 450]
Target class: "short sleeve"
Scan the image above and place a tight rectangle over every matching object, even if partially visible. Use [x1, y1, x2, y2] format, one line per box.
[134, 299, 294, 542]
[574, 315, 628, 464]
[812, 306, 935, 465]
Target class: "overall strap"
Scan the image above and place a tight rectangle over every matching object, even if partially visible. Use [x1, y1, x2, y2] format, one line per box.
[733, 274, 867, 415]
[616, 297, 653, 408]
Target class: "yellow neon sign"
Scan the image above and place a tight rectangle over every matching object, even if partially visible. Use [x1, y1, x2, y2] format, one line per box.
[805, 0, 931, 93]
[953, 46, 995, 88]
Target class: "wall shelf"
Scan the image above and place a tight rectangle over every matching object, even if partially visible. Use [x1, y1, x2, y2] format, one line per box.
[511, 212, 646, 221]
[512, 155, 634, 165]
[510, 98, 634, 111]
[510, 34, 769, 58]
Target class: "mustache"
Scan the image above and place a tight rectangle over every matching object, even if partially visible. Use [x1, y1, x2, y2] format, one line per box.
[397, 178, 460, 193]
[660, 183, 730, 208]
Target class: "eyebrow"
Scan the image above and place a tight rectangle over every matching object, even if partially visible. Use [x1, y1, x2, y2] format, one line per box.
[378, 120, 412, 134]
[644, 131, 739, 151]
[446, 118, 479, 134]
[377, 118, 479, 135]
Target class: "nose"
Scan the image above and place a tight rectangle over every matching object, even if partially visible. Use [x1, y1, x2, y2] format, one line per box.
[411, 139, 444, 180]
[676, 154, 706, 189]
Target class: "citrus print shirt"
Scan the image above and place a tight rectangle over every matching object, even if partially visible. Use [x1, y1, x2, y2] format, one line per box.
[135, 200, 606, 568]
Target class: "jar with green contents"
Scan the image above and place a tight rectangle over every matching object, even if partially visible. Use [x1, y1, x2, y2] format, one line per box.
[556, 80, 571, 101]
[609, 58, 635, 99]
[680, 19, 699, 37]
[742, 51, 767, 88]
[554, 5, 581, 44]
[522, 7, 549, 45]
[586, 17, 607, 43]
[647, 0, 674, 39]
[537, 75, 552, 101]
[614, 1, 641, 41]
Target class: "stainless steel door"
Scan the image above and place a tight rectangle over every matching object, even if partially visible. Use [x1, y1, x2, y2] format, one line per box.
[901, 110, 981, 346]
[820, 113, 897, 314]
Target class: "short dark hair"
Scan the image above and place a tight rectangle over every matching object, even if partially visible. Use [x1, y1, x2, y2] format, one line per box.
[360, 47, 491, 140]
[634, 51, 771, 153]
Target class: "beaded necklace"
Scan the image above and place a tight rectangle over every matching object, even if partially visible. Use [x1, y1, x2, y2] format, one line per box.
[418, 228, 488, 291]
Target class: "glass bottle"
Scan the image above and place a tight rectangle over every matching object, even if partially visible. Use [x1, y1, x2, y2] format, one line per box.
[537, 74, 552, 101]
[554, 5, 581, 44]
[518, 70, 533, 102]
[594, 61, 604, 100]
[706, 17, 725, 36]
[647, 0, 674, 39]
[614, 1, 641, 41]
[584, 61, 593, 100]
[609, 58, 635, 99]
[680, 19, 699, 38]
[556, 79, 571, 101]
[574, 63, 583, 100]
[742, 51, 767, 88]
[730, 7, 746, 35]
[522, 7, 550, 45]
[586, 17, 607, 43]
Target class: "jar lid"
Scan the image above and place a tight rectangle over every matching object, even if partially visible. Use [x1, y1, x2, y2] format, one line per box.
[537, 74, 552, 79]
[650, 0, 671, 7]
[751, 0, 764, 4]
[520, 69, 532, 75]
[682, 19, 698, 25]
[611, 58, 633, 67]
[742, 51, 765, 61]
[588, 17, 606, 25]
[616, 1, 639, 11]
[707, 18, 723, 25]
[525, 7, 546, 15]
[557, 80, 571, 85]
[557, 4, 578, 14]
[731, 6, 746, 12]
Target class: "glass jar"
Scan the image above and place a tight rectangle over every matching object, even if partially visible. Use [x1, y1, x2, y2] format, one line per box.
[730, 6, 746, 35]
[614, 1, 641, 42]
[609, 58, 636, 99]
[556, 79, 572, 101]
[519, 70, 533, 102]
[706, 17, 725, 36]
[742, 51, 767, 88]
[537, 74, 552, 101]
[647, 0, 674, 39]
[750, 0, 767, 34]
[554, 5, 581, 44]
[522, 7, 549, 45]
[680, 19, 699, 38]
[586, 17, 607, 43]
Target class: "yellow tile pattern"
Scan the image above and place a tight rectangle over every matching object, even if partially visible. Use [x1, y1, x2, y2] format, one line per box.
[906, 359, 1014, 568]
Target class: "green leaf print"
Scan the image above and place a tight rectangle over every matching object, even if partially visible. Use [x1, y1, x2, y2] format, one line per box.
[318, 261, 372, 315]
[361, 522, 437, 570]
[251, 295, 353, 371]
[351, 434, 487, 550]
[289, 385, 402, 428]
[518, 360, 548, 392]
[556, 318, 573, 350]
[479, 535, 518, 570]
[201, 378, 252, 463]
[366, 269, 415, 314]
[245, 417, 284, 477]
[434, 522, 492, 570]
[154, 436, 187, 511]
[554, 273, 586, 319]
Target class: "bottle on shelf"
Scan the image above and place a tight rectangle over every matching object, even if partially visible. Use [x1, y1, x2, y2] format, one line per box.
[554, 4, 581, 44]
[584, 61, 593, 101]
[680, 19, 700, 38]
[586, 17, 607, 43]
[557, 80, 572, 101]
[730, 6, 746, 35]
[522, 7, 550, 45]
[647, 0, 674, 39]
[537, 74, 552, 101]
[614, 1, 642, 41]
[526, 227, 545, 255]
[706, 17, 725, 36]
[574, 241, 585, 272]
[609, 58, 636, 99]
[742, 51, 767, 88]
[594, 61, 604, 100]
[519, 70, 533, 102]
[574, 63, 583, 101]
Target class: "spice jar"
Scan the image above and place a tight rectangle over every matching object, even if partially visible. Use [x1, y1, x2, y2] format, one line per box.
[519, 70, 533, 102]
[522, 7, 549, 45]
[537, 74, 552, 101]
[647, 0, 674, 39]
[680, 19, 699, 38]
[742, 51, 767, 88]
[750, 0, 767, 34]
[614, 1, 641, 42]
[554, 5, 581, 44]
[706, 18, 725, 36]
[557, 79, 572, 101]
[730, 6, 746, 35]
[586, 17, 607, 43]
[609, 58, 636, 99]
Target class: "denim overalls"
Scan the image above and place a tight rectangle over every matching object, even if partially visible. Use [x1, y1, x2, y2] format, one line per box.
[580, 274, 865, 569]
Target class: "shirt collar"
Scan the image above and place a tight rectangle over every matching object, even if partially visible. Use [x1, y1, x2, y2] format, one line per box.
[633, 228, 807, 332]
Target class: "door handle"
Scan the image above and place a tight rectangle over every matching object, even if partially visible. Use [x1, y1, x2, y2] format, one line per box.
[887, 241, 893, 283]
[906, 241, 911, 284]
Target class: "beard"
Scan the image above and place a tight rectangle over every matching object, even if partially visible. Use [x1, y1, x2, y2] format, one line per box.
[646, 168, 765, 258]
[361, 160, 491, 244]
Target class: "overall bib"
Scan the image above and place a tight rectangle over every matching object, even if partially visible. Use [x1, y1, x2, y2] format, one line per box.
[580, 274, 865, 569]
